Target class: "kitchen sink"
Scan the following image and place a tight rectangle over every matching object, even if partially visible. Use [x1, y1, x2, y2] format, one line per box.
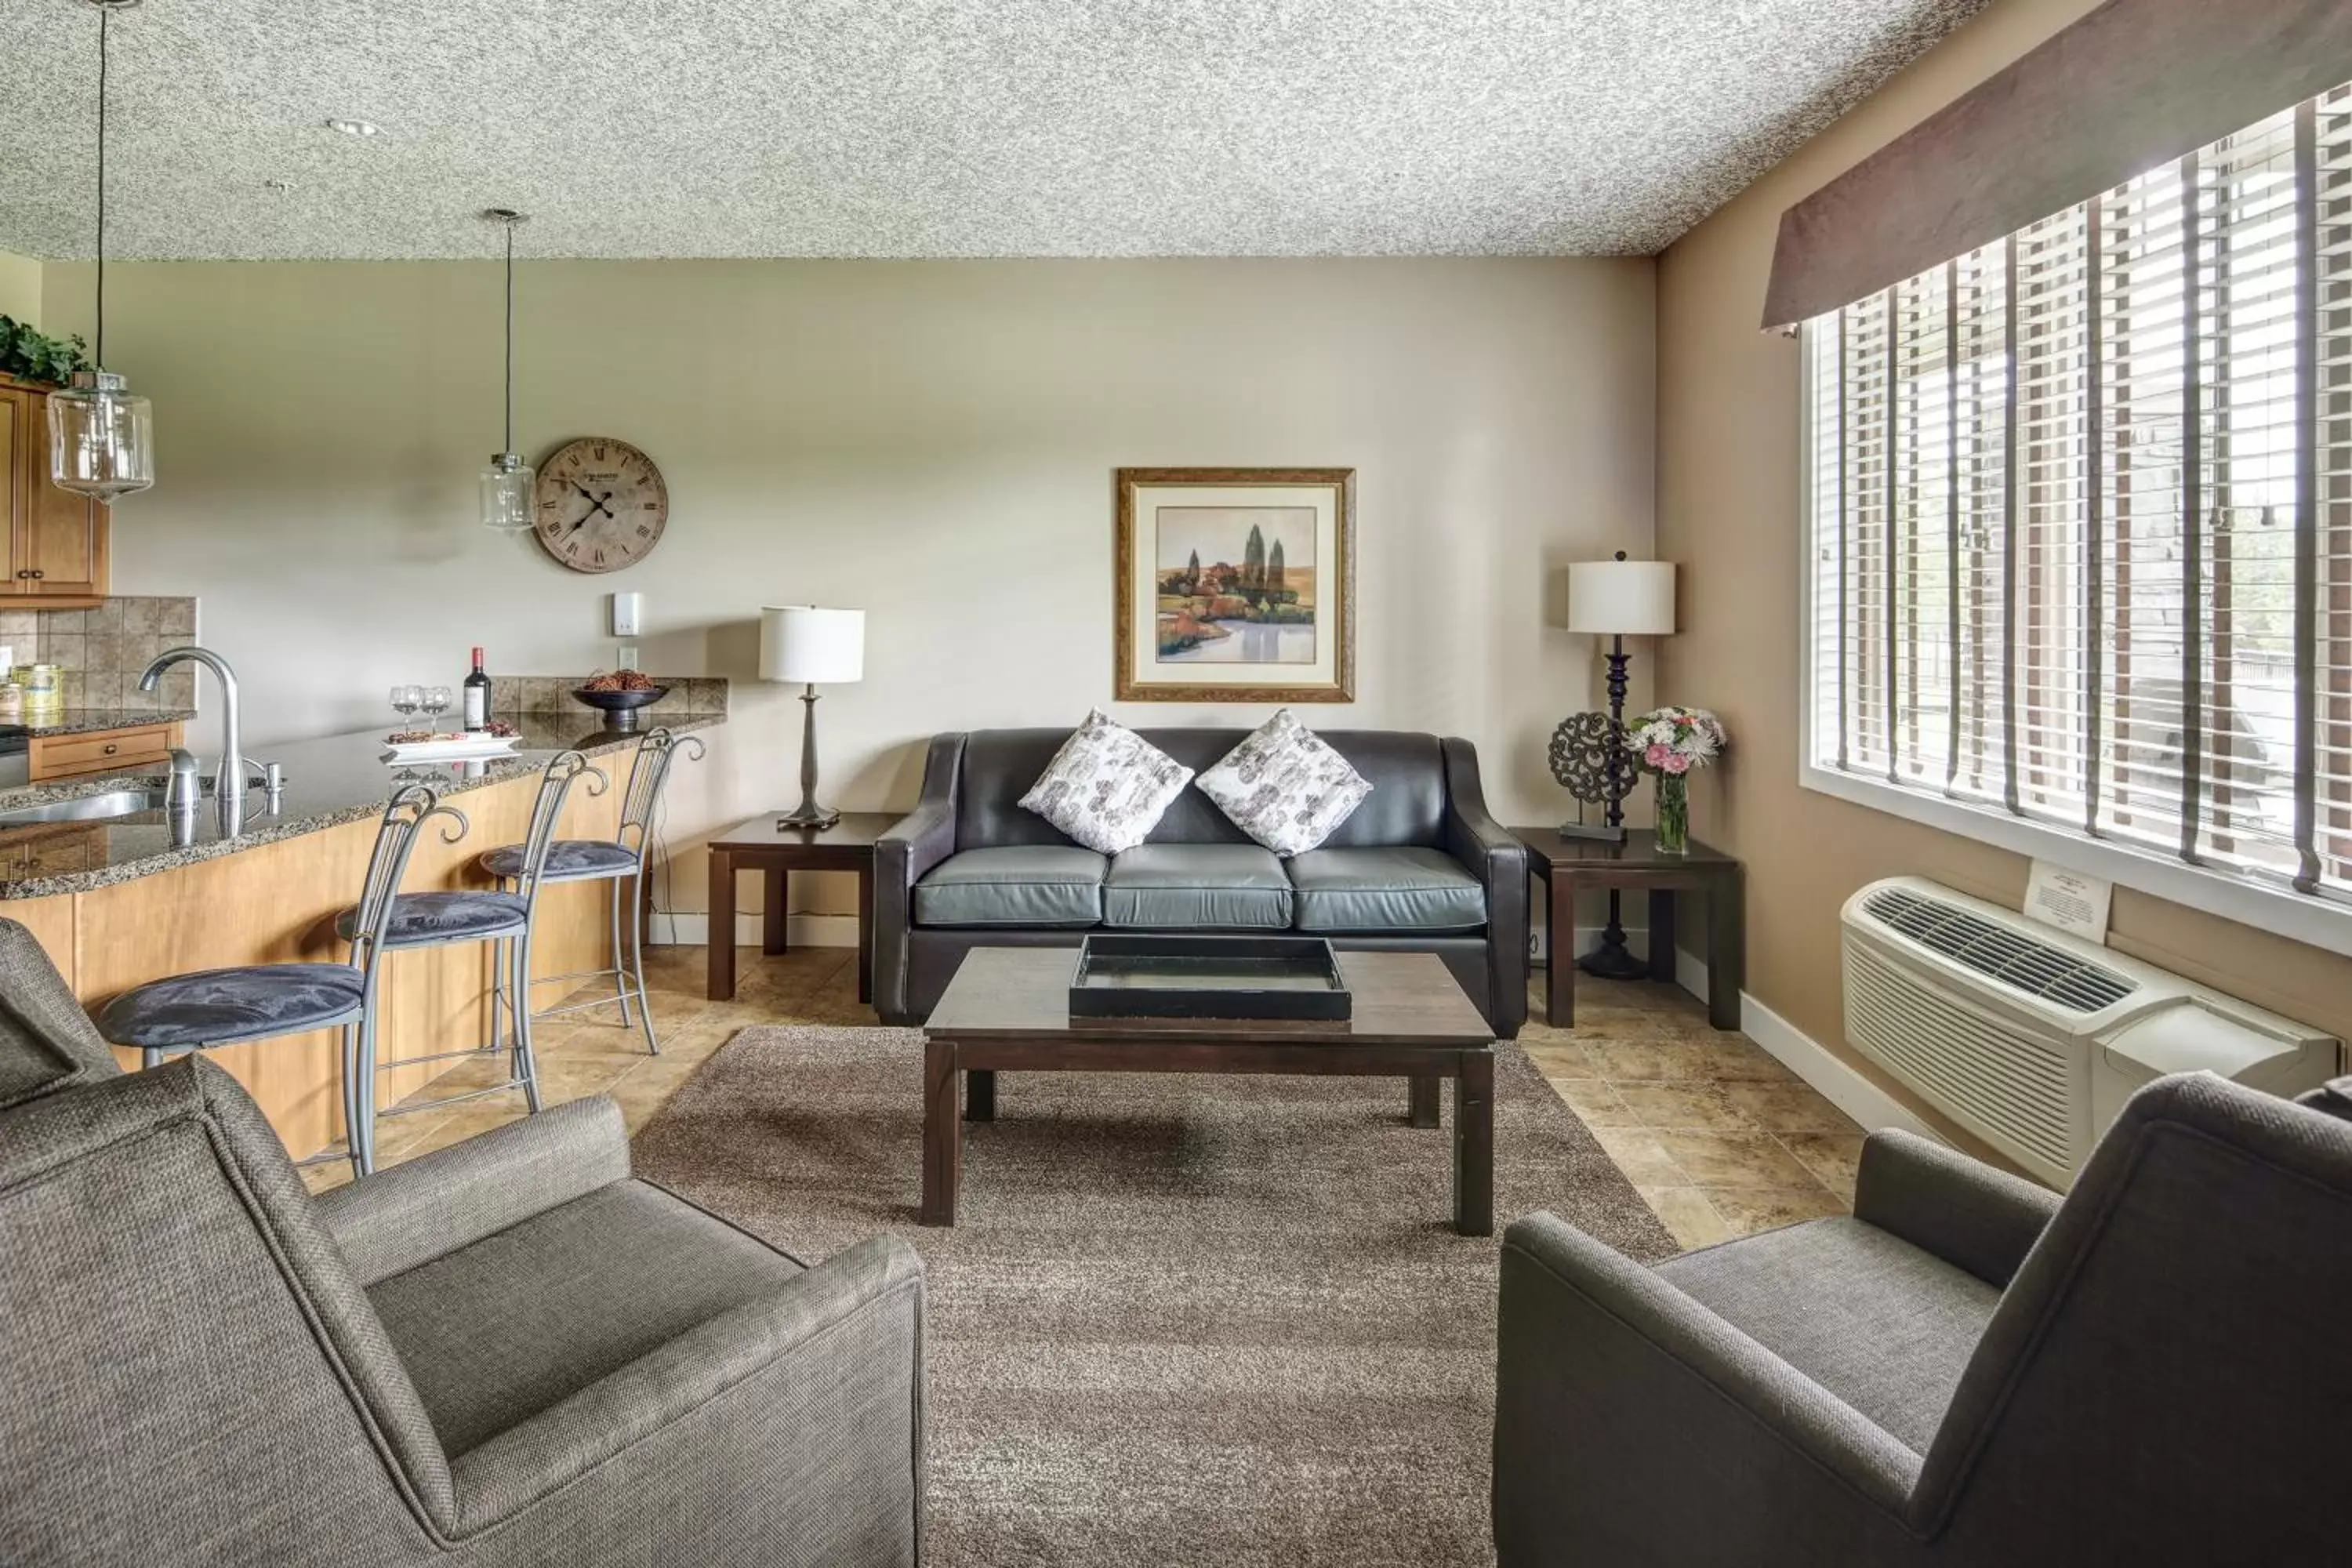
[0, 789, 169, 826]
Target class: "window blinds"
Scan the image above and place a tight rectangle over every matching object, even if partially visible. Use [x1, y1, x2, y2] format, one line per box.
[1808, 79, 2352, 903]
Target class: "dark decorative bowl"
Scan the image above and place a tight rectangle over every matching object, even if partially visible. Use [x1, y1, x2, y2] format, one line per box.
[572, 685, 668, 732]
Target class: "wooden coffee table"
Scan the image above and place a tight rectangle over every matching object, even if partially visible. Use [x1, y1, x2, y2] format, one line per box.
[920, 947, 1498, 1234]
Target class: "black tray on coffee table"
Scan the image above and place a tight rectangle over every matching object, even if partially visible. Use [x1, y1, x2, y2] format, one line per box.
[1068, 934, 1352, 1022]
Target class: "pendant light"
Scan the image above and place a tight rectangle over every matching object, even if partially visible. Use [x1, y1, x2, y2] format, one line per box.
[479, 209, 533, 531]
[49, 0, 154, 501]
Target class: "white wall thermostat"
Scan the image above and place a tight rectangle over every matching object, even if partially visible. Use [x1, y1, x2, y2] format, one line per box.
[610, 591, 644, 637]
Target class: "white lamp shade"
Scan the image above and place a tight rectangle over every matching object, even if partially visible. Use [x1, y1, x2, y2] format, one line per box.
[760, 606, 866, 684]
[1566, 559, 1676, 637]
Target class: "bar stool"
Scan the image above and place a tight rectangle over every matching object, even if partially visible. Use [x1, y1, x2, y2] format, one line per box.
[478, 727, 704, 1054]
[336, 747, 604, 1174]
[92, 782, 463, 1180]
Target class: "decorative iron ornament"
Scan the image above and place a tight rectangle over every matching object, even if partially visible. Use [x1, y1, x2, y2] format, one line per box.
[1548, 711, 1629, 841]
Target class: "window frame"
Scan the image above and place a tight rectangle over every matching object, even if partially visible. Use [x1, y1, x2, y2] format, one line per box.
[1795, 321, 2352, 961]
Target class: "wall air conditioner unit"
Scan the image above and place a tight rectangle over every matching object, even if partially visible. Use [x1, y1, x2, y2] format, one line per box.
[1841, 877, 2340, 1186]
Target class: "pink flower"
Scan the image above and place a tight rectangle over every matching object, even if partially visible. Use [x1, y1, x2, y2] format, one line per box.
[1645, 742, 1671, 768]
[1663, 753, 1691, 775]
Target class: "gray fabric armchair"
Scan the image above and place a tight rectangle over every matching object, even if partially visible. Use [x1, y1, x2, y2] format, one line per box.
[0, 919, 925, 1567]
[1495, 1072, 2352, 1566]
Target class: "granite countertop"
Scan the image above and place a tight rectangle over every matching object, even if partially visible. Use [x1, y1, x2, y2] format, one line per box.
[0, 713, 726, 899]
[6, 708, 202, 737]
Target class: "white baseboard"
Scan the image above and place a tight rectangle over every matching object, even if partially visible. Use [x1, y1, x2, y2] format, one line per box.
[652, 911, 860, 949]
[1667, 944, 1941, 1141]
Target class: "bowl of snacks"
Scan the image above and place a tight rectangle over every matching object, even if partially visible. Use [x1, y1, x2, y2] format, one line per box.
[572, 669, 668, 731]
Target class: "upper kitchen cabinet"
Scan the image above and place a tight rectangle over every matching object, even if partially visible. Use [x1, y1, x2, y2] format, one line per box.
[0, 376, 111, 609]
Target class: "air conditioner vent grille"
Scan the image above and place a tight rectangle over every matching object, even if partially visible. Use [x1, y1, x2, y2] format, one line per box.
[1860, 887, 2136, 1014]
[1844, 938, 2079, 1174]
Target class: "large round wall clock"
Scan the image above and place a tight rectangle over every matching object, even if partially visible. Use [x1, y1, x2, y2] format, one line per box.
[533, 436, 669, 573]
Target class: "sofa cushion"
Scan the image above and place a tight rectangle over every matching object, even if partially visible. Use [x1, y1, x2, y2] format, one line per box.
[1657, 1216, 2000, 1454]
[913, 846, 1107, 927]
[1103, 844, 1294, 929]
[1017, 710, 1196, 855]
[1287, 847, 1485, 932]
[1195, 709, 1374, 857]
[366, 1177, 804, 1457]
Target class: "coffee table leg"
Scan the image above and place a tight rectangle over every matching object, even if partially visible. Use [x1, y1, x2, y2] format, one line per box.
[922, 1037, 960, 1225]
[1407, 1074, 1442, 1128]
[1454, 1048, 1495, 1237]
[965, 1068, 996, 1123]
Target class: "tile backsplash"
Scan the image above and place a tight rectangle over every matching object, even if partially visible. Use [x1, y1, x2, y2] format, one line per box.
[497, 677, 730, 717]
[0, 596, 200, 711]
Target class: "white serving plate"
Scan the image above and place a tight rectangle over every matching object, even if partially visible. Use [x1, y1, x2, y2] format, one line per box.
[379, 735, 522, 764]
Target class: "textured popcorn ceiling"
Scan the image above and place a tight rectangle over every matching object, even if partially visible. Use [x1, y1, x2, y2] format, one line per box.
[0, 0, 1988, 261]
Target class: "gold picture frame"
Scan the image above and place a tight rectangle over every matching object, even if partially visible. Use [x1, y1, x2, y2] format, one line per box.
[1113, 466, 1356, 702]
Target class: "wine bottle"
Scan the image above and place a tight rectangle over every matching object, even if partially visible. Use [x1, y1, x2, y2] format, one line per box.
[463, 647, 492, 732]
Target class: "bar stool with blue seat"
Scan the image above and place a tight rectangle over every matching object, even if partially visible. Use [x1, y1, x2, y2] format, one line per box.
[336, 746, 604, 1174]
[478, 726, 704, 1054]
[91, 782, 464, 1180]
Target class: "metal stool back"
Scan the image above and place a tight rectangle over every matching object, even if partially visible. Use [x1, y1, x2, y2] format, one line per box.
[484, 728, 702, 1054]
[93, 782, 461, 1179]
[345, 749, 604, 1173]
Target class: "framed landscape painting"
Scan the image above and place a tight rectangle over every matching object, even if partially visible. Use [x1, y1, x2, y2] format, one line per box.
[1114, 467, 1356, 702]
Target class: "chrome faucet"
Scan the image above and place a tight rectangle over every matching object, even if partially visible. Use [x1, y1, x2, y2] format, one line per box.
[140, 645, 245, 835]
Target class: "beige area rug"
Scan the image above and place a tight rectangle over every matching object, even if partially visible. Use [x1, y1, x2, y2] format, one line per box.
[631, 1025, 1675, 1567]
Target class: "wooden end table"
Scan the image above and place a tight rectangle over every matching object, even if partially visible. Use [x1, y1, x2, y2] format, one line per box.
[1512, 827, 1745, 1032]
[920, 947, 1498, 1235]
[706, 811, 900, 1004]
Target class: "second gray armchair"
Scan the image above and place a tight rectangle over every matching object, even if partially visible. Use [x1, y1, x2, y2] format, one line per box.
[1494, 1071, 2352, 1566]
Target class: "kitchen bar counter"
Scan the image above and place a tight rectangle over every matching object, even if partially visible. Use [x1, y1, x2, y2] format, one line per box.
[11, 706, 201, 737]
[1, 712, 728, 1161]
[0, 713, 724, 898]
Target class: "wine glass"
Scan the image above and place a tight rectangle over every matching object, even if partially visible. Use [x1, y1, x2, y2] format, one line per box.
[420, 685, 452, 726]
[390, 684, 423, 724]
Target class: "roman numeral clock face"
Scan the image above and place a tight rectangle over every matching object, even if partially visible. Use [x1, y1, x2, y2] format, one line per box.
[532, 437, 669, 573]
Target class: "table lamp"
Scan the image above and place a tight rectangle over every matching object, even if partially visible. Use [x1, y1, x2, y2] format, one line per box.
[1564, 551, 1677, 978]
[761, 605, 865, 829]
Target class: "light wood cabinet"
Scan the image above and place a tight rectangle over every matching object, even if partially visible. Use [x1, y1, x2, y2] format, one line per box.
[27, 721, 182, 782]
[0, 375, 111, 609]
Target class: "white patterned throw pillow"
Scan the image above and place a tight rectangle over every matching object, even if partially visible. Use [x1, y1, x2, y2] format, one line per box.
[1197, 710, 1372, 857]
[1018, 710, 1195, 855]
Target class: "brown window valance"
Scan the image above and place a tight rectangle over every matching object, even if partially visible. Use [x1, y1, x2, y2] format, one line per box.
[1761, 0, 2352, 330]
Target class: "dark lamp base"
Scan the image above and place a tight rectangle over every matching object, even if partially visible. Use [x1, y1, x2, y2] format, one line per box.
[1575, 934, 1651, 982]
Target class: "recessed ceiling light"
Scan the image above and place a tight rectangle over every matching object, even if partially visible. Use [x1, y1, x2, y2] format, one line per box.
[325, 118, 380, 137]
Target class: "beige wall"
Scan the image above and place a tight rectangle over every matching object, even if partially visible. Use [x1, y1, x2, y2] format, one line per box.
[40, 256, 1656, 919]
[0, 252, 40, 325]
[1656, 0, 2352, 1144]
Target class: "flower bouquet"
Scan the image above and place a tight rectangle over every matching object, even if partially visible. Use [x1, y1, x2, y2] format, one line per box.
[1625, 706, 1727, 855]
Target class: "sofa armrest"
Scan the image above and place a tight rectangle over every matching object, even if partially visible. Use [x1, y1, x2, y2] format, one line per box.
[316, 1096, 630, 1287]
[1496, 1214, 1919, 1565]
[873, 735, 964, 1024]
[1853, 1128, 2059, 1289]
[1439, 736, 1528, 1036]
[448, 1234, 925, 1541]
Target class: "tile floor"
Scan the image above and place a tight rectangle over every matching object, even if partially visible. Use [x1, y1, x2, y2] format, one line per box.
[1515, 971, 1864, 1248]
[307, 946, 1867, 1252]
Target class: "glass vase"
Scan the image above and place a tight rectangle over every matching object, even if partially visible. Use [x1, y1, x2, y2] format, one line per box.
[1654, 773, 1690, 856]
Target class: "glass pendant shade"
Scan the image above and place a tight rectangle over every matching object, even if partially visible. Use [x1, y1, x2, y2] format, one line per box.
[48, 371, 154, 499]
[480, 452, 534, 532]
